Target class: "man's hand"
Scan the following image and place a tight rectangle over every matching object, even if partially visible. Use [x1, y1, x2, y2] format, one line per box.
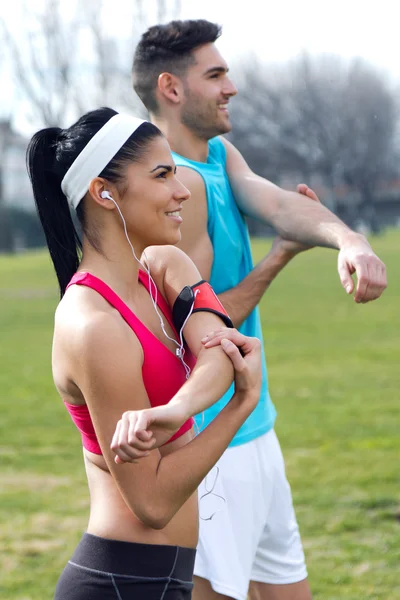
[271, 184, 387, 303]
[271, 183, 321, 256]
[337, 234, 387, 303]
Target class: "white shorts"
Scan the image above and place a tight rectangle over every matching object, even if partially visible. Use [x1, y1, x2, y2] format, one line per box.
[194, 429, 307, 600]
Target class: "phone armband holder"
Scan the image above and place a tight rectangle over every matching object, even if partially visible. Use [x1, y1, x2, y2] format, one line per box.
[172, 280, 233, 336]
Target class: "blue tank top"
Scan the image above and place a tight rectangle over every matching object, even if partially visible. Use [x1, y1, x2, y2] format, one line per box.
[172, 137, 276, 446]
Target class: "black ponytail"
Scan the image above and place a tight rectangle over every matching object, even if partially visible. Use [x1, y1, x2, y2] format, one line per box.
[26, 108, 162, 298]
[26, 128, 82, 298]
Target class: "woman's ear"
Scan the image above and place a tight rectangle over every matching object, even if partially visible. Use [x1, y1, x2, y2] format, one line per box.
[88, 178, 117, 210]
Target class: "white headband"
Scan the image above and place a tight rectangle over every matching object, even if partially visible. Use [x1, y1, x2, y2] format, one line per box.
[61, 114, 147, 209]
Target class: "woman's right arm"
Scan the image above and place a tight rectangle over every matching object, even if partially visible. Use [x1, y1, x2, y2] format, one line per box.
[76, 312, 260, 530]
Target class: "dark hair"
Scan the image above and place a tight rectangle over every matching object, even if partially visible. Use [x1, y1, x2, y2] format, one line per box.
[26, 107, 161, 298]
[133, 19, 222, 113]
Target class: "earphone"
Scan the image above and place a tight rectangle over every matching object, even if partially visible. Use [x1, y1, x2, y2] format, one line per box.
[102, 188, 222, 513]
[100, 190, 193, 378]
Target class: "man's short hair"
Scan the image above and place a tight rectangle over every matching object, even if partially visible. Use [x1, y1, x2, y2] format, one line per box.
[133, 19, 222, 113]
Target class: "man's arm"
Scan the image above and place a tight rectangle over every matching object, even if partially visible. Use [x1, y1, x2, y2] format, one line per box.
[218, 241, 299, 325]
[176, 166, 301, 327]
[221, 138, 387, 303]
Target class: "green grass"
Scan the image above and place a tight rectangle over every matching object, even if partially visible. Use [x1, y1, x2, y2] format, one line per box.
[1, 233, 399, 599]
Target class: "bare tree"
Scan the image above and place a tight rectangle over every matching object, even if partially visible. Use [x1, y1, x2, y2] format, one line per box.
[1, 0, 83, 127]
[230, 54, 399, 228]
[78, 0, 141, 115]
[0, 120, 14, 252]
[0, 29, 14, 251]
[339, 60, 399, 231]
[1, 0, 182, 128]
[0, 0, 182, 250]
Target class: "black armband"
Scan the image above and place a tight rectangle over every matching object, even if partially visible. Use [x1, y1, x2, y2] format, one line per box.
[172, 280, 233, 335]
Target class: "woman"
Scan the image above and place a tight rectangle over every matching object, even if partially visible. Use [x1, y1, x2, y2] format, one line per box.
[27, 107, 261, 599]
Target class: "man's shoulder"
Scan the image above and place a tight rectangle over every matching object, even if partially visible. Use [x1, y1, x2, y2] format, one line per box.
[175, 164, 206, 197]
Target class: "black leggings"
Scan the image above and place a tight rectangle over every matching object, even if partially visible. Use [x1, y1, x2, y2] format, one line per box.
[54, 533, 196, 599]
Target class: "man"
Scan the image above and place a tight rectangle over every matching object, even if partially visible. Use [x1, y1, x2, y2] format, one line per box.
[132, 20, 386, 600]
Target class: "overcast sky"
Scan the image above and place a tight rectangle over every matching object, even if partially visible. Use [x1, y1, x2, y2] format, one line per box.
[1, 0, 399, 133]
[179, 0, 399, 76]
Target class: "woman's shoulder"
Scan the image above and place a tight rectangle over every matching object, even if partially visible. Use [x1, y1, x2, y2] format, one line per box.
[55, 284, 141, 360]
[143, 245, 203, 308]
[144, 245, 202, 284]
[143, 245, 193, 271]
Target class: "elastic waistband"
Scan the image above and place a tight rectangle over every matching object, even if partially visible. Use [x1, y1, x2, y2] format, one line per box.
[70, 533, 196, 580]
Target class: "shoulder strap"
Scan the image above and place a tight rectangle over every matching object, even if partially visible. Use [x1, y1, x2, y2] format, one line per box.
[138, 270, 177, 335]
[208, 136, 227, 165]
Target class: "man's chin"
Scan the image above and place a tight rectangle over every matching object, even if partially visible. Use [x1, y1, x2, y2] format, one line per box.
[216, 119, 232, 135]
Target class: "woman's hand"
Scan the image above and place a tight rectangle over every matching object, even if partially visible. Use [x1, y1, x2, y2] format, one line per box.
[111, 402, 188, 464]
[202, 328, 262, 403]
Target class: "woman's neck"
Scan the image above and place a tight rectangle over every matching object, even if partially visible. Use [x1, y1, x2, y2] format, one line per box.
[79, 235, 146, 302]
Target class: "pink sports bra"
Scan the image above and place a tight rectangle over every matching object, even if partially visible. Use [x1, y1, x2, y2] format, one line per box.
[63, 270, 195, 455]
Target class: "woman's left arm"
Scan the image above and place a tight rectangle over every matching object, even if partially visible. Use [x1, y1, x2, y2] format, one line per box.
[118, 246, 238, 454]
[151, 244, 236, 412]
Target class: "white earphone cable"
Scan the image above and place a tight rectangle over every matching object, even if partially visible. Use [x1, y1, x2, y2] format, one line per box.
[110, 197, 193, 377]
[111, 194, 223, 518]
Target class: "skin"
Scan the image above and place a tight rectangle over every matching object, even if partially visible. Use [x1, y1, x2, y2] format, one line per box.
[52, 134, 261, 551]
[137, 39, 386, 600]
[197, 327, 314, 600]
[151, 42, 387, 314]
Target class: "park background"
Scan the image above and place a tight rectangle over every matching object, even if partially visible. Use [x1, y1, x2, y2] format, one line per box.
[0, 1, 399, 598]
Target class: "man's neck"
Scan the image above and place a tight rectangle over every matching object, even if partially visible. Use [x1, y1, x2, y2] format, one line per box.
[151, 114, 209, 163]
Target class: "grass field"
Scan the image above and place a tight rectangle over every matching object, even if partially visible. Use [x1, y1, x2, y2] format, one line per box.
[0, 232, 399, 600]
